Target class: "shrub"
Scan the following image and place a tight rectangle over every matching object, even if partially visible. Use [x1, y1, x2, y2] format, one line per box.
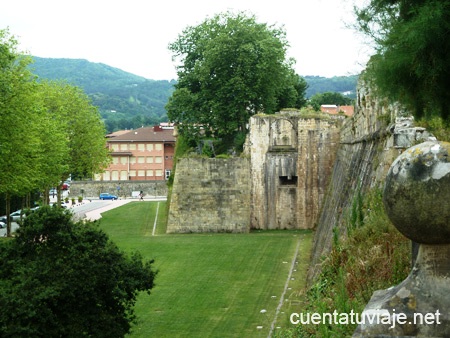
[290, 188, 410, 337]
[0, 206, 157, 337]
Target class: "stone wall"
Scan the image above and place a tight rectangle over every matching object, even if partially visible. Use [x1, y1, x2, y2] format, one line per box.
[68, 180, 168, 199]
[166, 157, 251, 233]
[307, 83, 435, 284]
[167, 113, 341, 233]
[247, 113, 340, 229]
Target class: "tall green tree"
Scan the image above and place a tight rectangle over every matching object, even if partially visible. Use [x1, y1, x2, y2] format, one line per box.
[32, 81, 70, 204]
[0, 28, 41, 235]
[1, 29, 110, 235]
[35, 80, 110, 182]
[0, 206, 157, 337]
[276, 71, 308, 111]
[354, 0, 450, 120]
[167, 11, 305, 150]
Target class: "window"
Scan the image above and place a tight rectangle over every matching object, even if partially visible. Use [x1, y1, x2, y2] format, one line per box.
[165, 170, 171, 180]
[129, 170, 136, 177]
[112, 171, 119, 180]
[120, 144, 128, 151]
[103, 171, 111, 181]
[112, 157, 119, 165]
[111, 144, 119, 151]
[129, 144, 136, 150]
[130, 156, 136, 164]
[279, 176, 298, 186]
[138, 170, 145, 177]
[147, 144, 154, 151]
[138, 156, 145, 164]
[146, 170, 154, 177]
[156, 169, 163, 176]
[155, 156, 163, 164]
[138, 144, 145, 151]
[120, 157, 127, 164]
[155, 143, 162, 151]
[120, 171, 128, 180]
[146, 156, 154, 163]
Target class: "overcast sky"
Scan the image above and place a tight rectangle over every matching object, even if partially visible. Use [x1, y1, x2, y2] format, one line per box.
[1, 0, 372, 81]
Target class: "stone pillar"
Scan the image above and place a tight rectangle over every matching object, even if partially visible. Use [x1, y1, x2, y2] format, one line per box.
[353, 141, 450, 337]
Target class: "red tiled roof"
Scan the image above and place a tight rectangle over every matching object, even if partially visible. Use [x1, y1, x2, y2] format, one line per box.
[320, 105, 354, 117]
[107, 126, 176, 142]
[106, 130, 130, 138]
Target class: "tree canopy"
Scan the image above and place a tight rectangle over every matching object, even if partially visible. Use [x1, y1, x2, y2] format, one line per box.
[309, 91, 354, 111]
[0, 29, 110, 235]
[36, 80, 111, 181]
[0, 29, 39, 197]
[354, 0, 450, 120]
[30, 57, 174, 132]
[166, 11, 306, 152]
[0, 206, 157, 337]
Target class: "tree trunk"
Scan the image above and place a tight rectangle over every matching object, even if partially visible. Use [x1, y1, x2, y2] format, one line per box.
[57, 185, 61, 207]
[6, 193, 11, 237]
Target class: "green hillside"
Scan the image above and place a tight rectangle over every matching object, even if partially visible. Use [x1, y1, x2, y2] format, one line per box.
[30, 57, 175, 132]
[29, 57, 359, 133]
[304, 75, 358, 99]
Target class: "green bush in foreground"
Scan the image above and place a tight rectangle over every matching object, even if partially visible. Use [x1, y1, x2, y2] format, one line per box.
[280, 188, 411, 337]
[0, 206, 157, 337]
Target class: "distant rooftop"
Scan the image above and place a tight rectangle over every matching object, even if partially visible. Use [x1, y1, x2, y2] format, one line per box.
[106, 130, 130, 138]
[320, 105, 354, 117]
[106, 125, 176, 143]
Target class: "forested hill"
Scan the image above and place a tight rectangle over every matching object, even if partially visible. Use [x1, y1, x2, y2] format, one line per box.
[304, 75, 358, 98]
[29, 56, 175, 132]
[29, 57, 358, 132]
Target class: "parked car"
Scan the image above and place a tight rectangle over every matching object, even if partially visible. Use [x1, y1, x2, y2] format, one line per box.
[0, 211, 24, 223]
[50, 200, 68, 208]
[0, 221, 6, 228]
[99, 193, 118, 200]
[10, 210, 25, 222]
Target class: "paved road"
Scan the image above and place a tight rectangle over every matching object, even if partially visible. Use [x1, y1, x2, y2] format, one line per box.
[0, 222, 19, 237]
[0, 197, 166, 236]
[0, 200, 120, 236]
[72, 200, 115, 221]
[74, 199, 133, 221]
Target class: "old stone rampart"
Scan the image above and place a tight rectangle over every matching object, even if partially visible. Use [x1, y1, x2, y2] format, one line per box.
[167, 112, 341, 233]
[247, 113, 340, 230]
[167, 157, 251, 233]
[307, 84, 435, 284]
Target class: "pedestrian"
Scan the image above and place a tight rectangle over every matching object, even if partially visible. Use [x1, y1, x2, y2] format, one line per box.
[139, 191, 144, 201]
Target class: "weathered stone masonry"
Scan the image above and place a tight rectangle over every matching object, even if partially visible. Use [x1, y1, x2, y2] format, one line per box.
[167, 157, 251, 233]
[307, 84, 435, 284]
[167, 111, 341, 233]
[247, 113, 340, 230]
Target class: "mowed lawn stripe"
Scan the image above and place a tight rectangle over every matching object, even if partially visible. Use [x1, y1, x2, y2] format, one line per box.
[99, 202, 312, 338]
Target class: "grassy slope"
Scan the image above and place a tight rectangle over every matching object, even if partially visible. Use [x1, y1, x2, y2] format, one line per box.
[99, 202, 312, 338]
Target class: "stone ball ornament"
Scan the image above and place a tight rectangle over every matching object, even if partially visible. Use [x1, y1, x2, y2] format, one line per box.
[383, 141, 450, 244]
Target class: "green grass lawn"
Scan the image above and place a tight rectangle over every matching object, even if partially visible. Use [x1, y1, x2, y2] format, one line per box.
[99, 202, 312, 338]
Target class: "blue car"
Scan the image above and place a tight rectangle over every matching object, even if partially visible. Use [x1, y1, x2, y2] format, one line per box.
[99, 193, 118, 200]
